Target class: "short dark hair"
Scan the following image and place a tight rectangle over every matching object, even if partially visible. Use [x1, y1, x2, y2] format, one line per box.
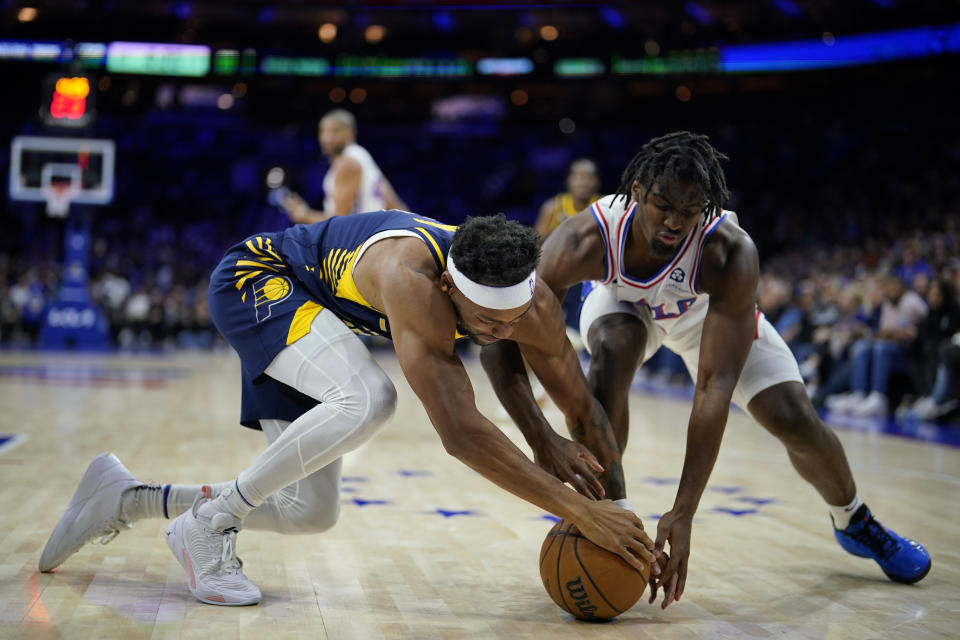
[450, 214, 541, 286]
[614, 131, 731, 220]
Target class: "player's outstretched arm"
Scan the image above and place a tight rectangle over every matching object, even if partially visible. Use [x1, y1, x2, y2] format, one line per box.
[652, 225, 759, 609]
[381, 265, 656, 572]
[280, 191, 326, 224]
[480, 209, 616, 493]
[484, 282, 626, 501]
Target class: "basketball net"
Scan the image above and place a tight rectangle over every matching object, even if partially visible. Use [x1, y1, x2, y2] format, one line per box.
[44, 182, 75, 218]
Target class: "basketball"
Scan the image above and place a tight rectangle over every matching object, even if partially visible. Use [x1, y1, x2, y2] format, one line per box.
[539, 519, 650, 621]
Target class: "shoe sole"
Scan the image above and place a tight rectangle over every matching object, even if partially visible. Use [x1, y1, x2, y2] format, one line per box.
[883, 558, 932, 585]
[39, 452, 132, 572]
[165, 518, 260, 606]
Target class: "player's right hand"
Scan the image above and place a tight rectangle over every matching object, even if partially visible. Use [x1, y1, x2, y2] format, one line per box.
[533, 432, 605, 499]
[281, 192, 310, 223]
[575, 500, 659, 575]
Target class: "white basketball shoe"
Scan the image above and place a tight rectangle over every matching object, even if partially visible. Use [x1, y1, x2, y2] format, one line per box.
[39, 452, 140, 572]
[165, 491, 261, 606]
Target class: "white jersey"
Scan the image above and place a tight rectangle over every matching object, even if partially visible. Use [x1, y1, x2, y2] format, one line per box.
[589, 193, 737, 337]
[323, 143, 387, 214]
[581, 195, 801, 409]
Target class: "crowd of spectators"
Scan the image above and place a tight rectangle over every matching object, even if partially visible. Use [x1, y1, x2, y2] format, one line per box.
[757, 224, 960, 422]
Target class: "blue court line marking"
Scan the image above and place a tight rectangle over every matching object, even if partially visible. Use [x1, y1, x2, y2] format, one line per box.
[708, 485, 744, 495]
[0, 434, 27, 456]
[396, 469, 432, 477]
[541, 514, 561, 522]
[736, 497, 776, 505]
[341, 476, 368, 483]
[713, 507, 758, 517]
[350, 498, 391, 507]
[643, 476, 681, 486]
[340, 487, 357, 493]
[432, 509, 478, 518]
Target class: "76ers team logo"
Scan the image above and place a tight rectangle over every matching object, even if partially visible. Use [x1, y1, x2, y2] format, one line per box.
[669, 267, 686, 283]
[252, 275, 293, 322]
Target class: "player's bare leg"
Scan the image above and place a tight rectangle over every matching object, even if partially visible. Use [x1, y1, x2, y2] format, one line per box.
[748, 381, 855, 505]
[748, 380, 930, 583]
[585, 313, 647, 455]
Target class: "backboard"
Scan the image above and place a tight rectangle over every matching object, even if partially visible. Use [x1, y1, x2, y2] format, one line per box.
[8, 136, 115, 217]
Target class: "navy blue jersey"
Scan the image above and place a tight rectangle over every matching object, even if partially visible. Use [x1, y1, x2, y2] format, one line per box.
[208, 210, 458, 429]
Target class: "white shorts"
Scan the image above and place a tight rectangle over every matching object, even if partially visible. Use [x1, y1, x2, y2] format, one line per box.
[579, 282, 802, 411]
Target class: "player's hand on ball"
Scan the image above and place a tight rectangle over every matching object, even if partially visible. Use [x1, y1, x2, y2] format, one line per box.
[575, 500, 658, 574]
[649, 509, 692, 609]
[534, 432, 605, 499]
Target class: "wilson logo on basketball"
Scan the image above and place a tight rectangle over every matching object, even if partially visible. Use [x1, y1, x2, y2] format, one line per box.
[564, 577, 598, 619]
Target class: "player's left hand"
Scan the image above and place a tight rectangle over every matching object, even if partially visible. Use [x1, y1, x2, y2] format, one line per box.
[648, 509, 691, 609]
[533, 432, 605, 499]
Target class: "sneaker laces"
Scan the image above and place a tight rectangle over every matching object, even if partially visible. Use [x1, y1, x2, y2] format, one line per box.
[94, 518, 133, 545]
[217, 528, 244, 575]
[848, 516, 899, 561]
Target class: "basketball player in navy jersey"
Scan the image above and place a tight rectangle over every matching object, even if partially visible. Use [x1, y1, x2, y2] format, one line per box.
[281, 109, 407, 223]
[481, 132, 931, 609]
[40, 211, 657, 606]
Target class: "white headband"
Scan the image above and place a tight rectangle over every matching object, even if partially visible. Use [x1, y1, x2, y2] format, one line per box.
[446, 253, 536, 310]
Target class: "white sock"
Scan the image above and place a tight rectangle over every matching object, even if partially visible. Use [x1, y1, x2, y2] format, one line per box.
[211, 482, 258, 521]
[165, 482, 233, 518]
[829, 495, 863, 529]
[120, 481, 234, 521]
[118, 484, 164, 522]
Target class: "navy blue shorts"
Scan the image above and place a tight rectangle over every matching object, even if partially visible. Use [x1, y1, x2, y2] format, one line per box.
[209, 241, 323, 430]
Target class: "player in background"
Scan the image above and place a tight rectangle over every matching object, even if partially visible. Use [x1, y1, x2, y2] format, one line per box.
[481, 131, 931, 609]
[281, 109, 407, 223]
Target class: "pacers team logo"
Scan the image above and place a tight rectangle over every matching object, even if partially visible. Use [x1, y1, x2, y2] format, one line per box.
[252, 275, 293, 322]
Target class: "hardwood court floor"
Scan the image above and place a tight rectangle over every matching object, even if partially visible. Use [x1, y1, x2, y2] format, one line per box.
[0, 349, 957, 639]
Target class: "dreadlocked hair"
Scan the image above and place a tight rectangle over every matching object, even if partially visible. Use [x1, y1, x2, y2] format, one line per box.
[614, 131, 731, 221]
[450, 214, 541, 286]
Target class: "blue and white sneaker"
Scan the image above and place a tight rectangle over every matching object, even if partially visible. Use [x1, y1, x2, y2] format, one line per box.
[833, 505, 931, 584]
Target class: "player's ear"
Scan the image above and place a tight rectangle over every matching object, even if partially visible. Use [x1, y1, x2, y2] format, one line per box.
[439, 271, 455, 296]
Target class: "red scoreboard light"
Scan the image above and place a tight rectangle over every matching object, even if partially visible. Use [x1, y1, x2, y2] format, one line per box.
[41, 73, 95, 127]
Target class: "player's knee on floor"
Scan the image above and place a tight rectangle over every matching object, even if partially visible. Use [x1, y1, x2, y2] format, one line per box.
[271, 497, 341, 535]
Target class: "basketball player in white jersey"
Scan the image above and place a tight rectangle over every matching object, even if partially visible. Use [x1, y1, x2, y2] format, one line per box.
[482, 132, 931, 609]
[281, 109, 407, 223]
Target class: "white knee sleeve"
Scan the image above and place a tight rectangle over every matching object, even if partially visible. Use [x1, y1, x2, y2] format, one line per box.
[236, 311, 396, 507]
[243, 420, 344, 535]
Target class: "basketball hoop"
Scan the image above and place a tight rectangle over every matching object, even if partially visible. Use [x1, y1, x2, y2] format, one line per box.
[38, 162, 82, 218]
[8, 136, 116, 217]
[43, 181, 78, 218]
